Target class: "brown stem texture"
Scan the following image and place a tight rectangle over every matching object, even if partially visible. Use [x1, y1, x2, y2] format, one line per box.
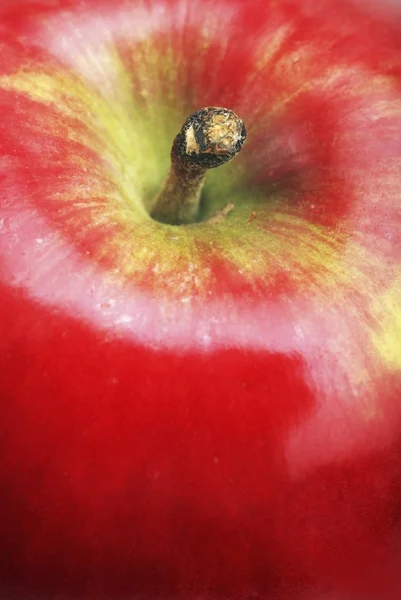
[151, 107, 247, 225]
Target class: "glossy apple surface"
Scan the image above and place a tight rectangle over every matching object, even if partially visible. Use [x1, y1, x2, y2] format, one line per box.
[1, 1, 401, 599]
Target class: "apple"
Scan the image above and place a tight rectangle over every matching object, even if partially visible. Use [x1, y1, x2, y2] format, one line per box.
[1, 0, 401, 599]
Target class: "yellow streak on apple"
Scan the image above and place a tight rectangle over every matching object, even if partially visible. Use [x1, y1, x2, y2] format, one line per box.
[254, 24, 295, 72]
[371, 276, 401, 372]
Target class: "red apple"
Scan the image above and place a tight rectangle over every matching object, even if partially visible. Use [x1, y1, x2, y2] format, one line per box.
[1, 0, 401, 599]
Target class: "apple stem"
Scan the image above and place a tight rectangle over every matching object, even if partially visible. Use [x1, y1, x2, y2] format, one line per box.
[150, 107, 247, 225]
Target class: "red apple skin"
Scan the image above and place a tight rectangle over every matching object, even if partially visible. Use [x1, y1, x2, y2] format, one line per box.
[1, 1, 401, 599]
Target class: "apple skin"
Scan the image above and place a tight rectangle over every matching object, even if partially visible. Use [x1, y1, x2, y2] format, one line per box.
[1, 0, 401, 599]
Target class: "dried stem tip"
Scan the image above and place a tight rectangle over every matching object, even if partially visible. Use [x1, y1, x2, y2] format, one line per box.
[179, 106, 247, 169]
[151, 107, 247, 225]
